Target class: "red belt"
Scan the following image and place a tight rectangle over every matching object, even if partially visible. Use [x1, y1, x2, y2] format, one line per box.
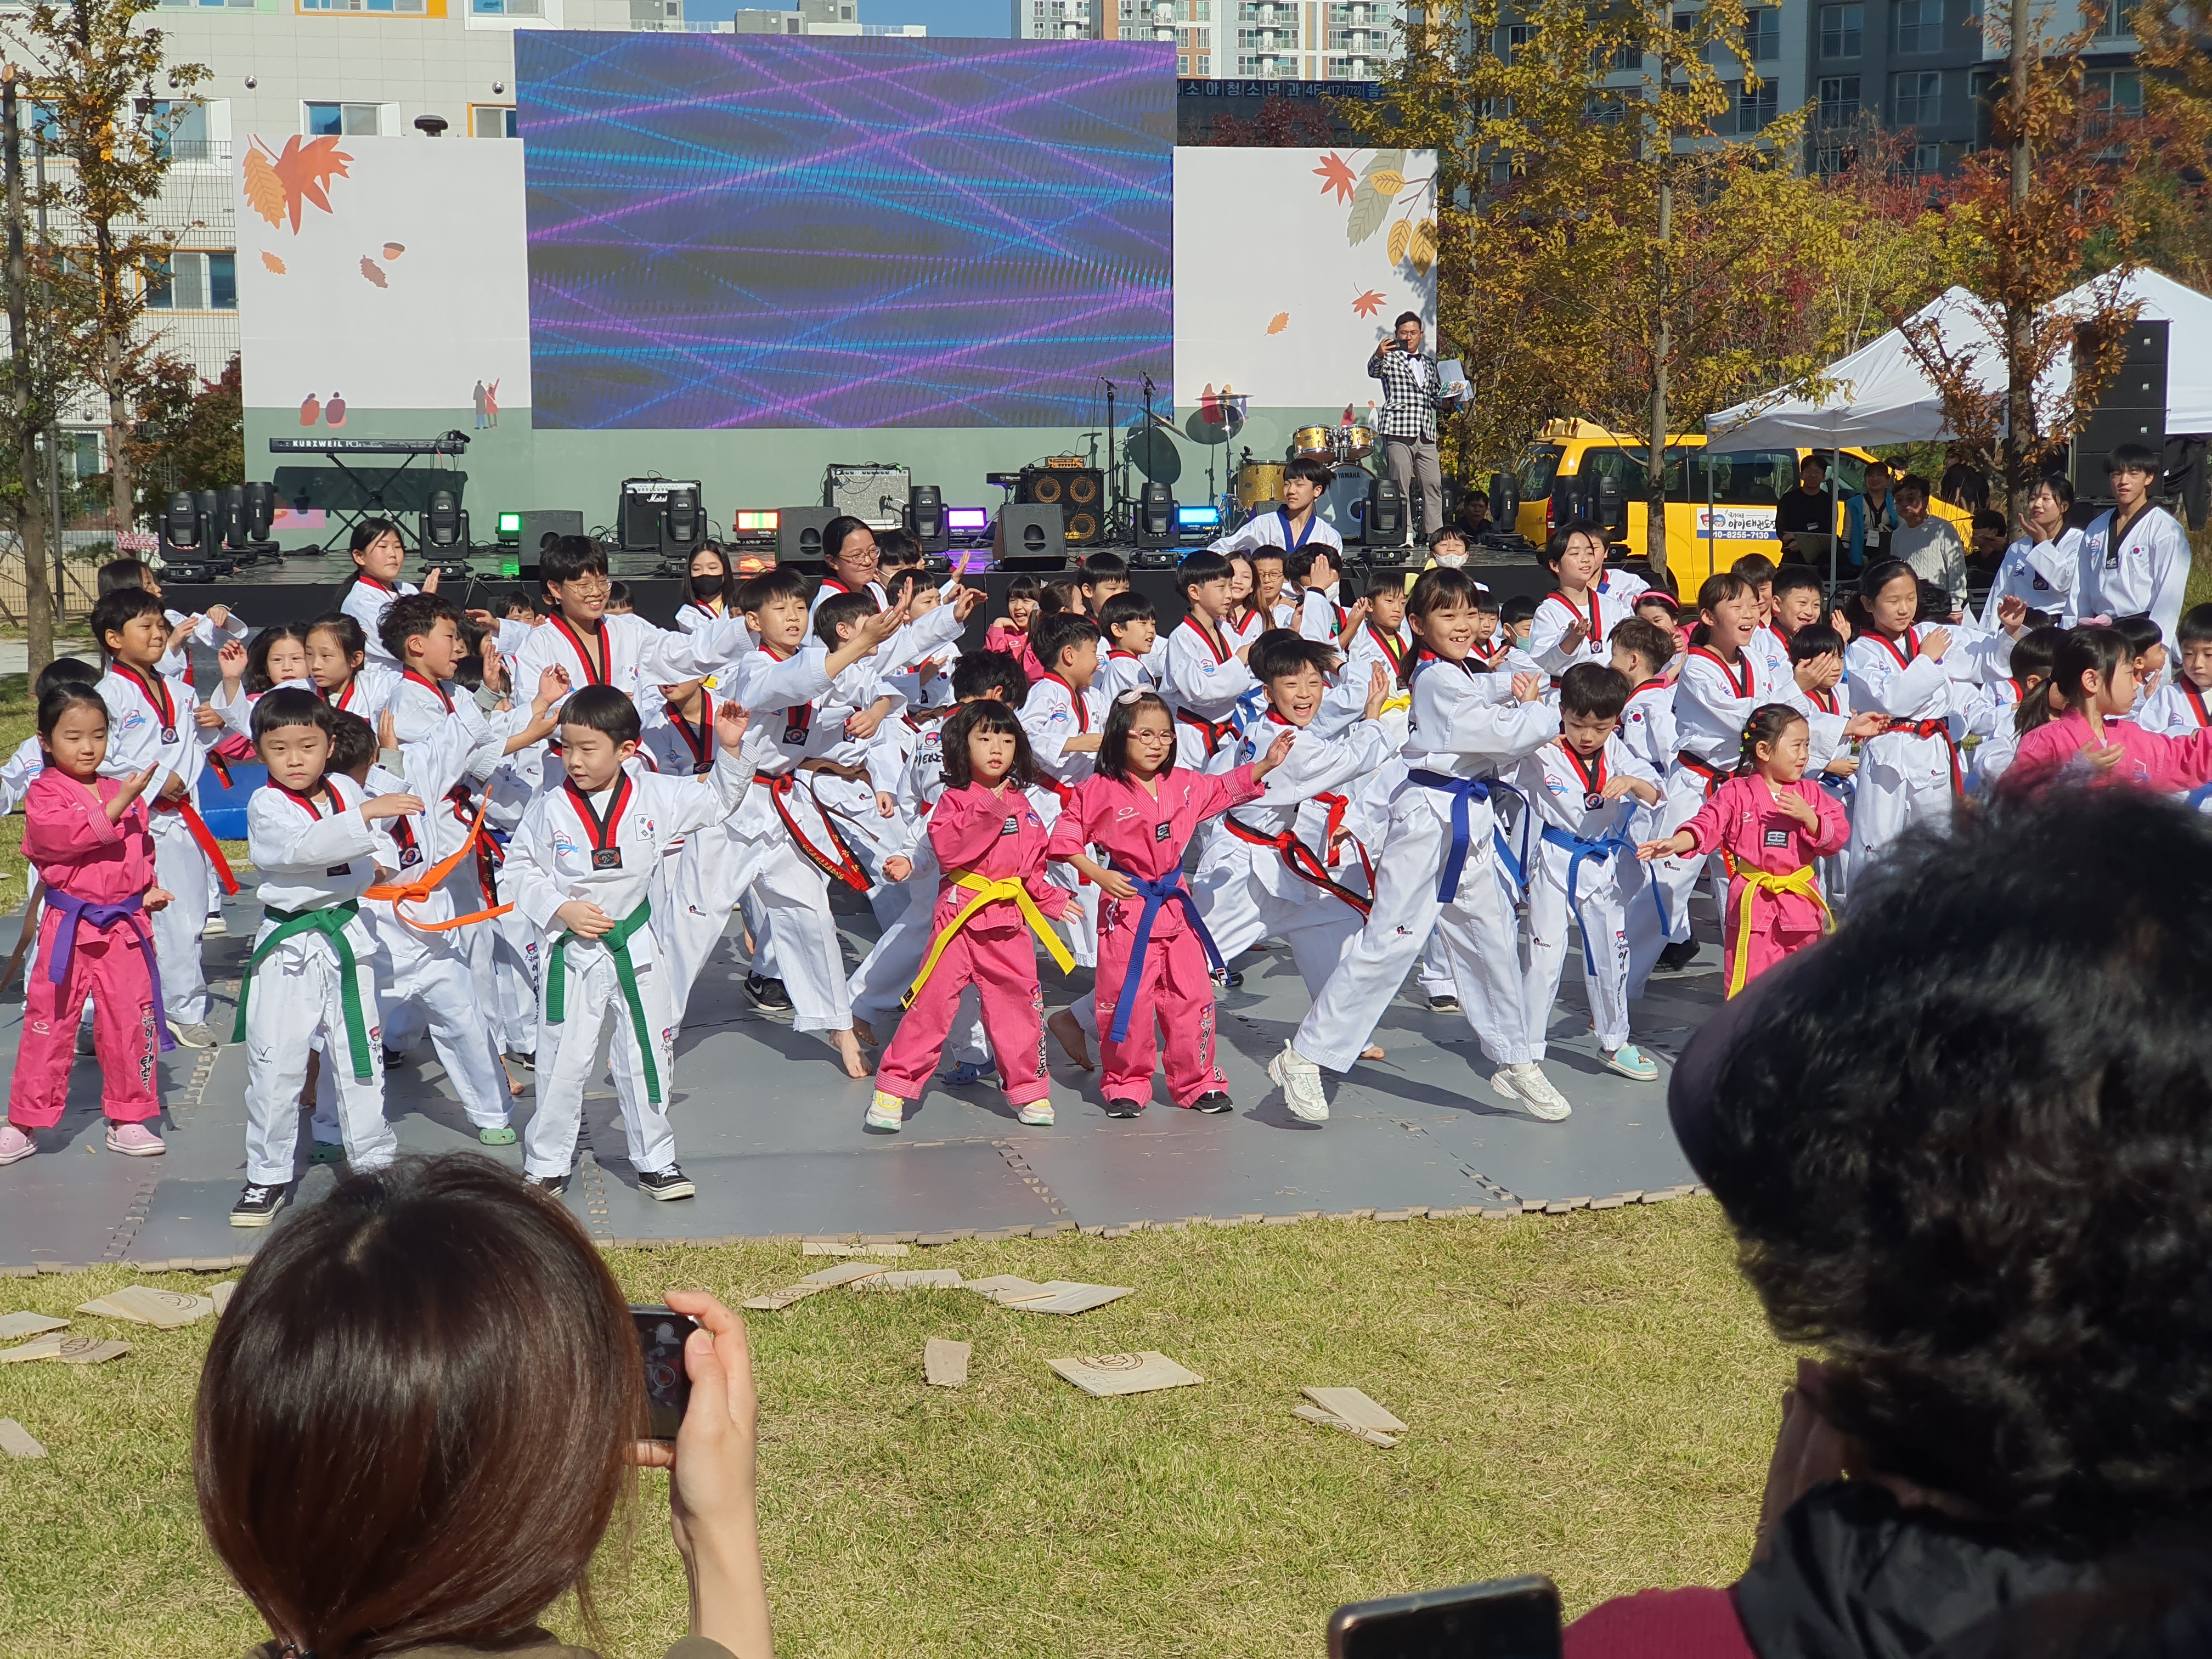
[756, 770, 868, 891]
[1221, 815, 1372, 916]
[1878, 718, 1963, 795]
[1174, 708, 1235, 754]
[154, 796, 240, 895]
[1676, 752, 1728, 799]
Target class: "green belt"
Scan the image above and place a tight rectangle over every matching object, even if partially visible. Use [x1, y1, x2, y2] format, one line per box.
[546, 900, 662, 1104]
[232, 901, 374, 1080]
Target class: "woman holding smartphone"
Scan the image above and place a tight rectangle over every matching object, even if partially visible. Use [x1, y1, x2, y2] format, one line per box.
[194, 1155, 770, 1659]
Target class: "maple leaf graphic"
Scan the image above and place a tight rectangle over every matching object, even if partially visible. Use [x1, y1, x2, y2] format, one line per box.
[250, 135, 353, 234]
[1313, 151, 1358, 205]
[1351, 289, 1386, 318]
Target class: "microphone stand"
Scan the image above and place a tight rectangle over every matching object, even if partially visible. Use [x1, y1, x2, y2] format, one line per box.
[1101, 376, 1119, 543]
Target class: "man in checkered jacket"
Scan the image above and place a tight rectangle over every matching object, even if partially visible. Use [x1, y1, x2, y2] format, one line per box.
[1367, 311, 1446, 539]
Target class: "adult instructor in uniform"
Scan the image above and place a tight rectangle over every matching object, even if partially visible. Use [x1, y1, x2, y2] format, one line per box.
[1368, 311, 1446, 539]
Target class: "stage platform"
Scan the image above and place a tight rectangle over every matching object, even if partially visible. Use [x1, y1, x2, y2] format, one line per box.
[0, 881, 1713, 1271]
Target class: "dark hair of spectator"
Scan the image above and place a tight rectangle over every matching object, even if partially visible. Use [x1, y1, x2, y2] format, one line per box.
[35, 656, 101, 700]
[90, 587, 166, 656]
[2113, 613, 2164, 662]
[1284, 454, 1334, 489]
[1176, 549, 1233, 597]
[1407, 564, 1487, 621]
[938, 698, 1035, 790]
[736, 568, 806, 612]
[2105, 442, 2160, 477]
[1543, 517, 1607, 573]
[1079, 550, 1128, 582]
[242, 624, 313, 697]
[195, 1155, 641, 1659]
[308, 612, 369, 669]
[2177, 605, 2212, 652]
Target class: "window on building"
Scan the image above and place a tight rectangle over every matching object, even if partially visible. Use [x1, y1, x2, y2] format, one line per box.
[1893, 69, 1941, 122]
[1500, 21, 1532, 56]
[1818, 74, 1861, 124]
[2084, 67, 2141, 138]
[1736, 77, 1778, 131]
[138, 99, 215, 162]
[300, 0, 428, 13]
[2092, 0, 2129, 37]
[303, 101, 387, 136]
[1893, 0, 1940, 50]
[161, 0, 257, 8]
[1910, 140, 1943, 175]
[144, 250, 238, 312]
[1743, 7, 1779, 60]
[1819, 3, 1863, 57]
[470, 104, 518, 137]
[473, 0, 544, 14]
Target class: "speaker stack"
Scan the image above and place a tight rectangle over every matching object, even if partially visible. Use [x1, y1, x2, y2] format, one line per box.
[1017, 462, 1104, 546]
[775, 506, 842, 573]
[2072, 319, 2169, 509]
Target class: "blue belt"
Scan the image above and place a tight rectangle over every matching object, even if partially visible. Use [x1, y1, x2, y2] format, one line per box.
[44, 890, 172, 1052]
[1539, 824, 1666, 974]
[1229, 686, 1264, 736]
[1407, 770, 1526, 901]
[1105, 868, 1226, 1045]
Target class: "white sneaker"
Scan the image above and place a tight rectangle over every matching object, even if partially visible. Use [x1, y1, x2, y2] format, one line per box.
[1016, 1099, 1056, 1126]
[1267, 1041, 1330, 1122]
[1492, 1062, 1572, 1121]
[865, 1090, 904, 1132]
[201, 912, 227, 938]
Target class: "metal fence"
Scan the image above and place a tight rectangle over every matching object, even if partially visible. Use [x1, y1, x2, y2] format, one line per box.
[0, 541, 109, 628]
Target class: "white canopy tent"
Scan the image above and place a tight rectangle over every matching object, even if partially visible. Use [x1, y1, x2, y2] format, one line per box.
[1705, 270, 2212, 450]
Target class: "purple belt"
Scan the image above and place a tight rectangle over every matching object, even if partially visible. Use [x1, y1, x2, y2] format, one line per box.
[44, 890, 172, 1052]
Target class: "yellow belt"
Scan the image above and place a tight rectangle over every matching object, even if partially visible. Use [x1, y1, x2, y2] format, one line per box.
[1722, 856, 1830, 998]
[1379, 692, 1412, 714]
[904, 871, 1076, 1007]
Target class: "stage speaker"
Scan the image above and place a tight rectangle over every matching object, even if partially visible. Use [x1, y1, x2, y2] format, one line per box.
[1018, 465, 1104, 546]
[520, 510, 585, 557]
[1134, 481, 1177, 550]
[993, 504, 1068, 571]
[422, 487, 466, 550]
[663, 483, 703, 556]
[905, 484, 949, 555]
[1364, 476, 1409, 550]
[2072, 318, 2169, 504]
[776, 505, 841, 569]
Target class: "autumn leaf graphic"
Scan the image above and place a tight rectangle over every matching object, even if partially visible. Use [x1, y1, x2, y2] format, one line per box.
[260, 251, 286, 276]
[248, 134, 353, 234]
[360, 256, 388, 289]
[1387, 219, 1410, 266]
[1368, 168, 1406, 199]
[1409, 218, 1438, 275]
[1265, 312, 1290, 336]
[1351, 288, 1385, 318]
[1312, 150, 1357, 205]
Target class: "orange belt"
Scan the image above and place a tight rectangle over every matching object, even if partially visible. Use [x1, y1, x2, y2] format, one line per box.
[155, 796, 240, 895]
[364, 794, 514, 931]
[757, 769, 869, 890]
[1877, 718, 1963, 795]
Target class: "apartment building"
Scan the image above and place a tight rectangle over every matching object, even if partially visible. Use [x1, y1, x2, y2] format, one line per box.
[1019, 0, 1403, 80]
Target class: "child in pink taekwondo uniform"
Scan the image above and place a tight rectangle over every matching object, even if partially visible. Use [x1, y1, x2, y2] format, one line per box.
[2, 685, 176, 1164]
[2000, 624, 2212, 798]
[867, 701, 1075, 1132]
[1046, 690, 1293, 1118]
[1639, 703, 1850, 997]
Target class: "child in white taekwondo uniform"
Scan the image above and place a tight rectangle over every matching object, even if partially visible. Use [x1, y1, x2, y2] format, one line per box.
[1163, 550, 1266, 770]
[1342, 577, 1415, 745]
[845, 654, 1029, 1075]
[727, 567, 919, 1076]
[1511, 663, 1664, 1084]
[1019, 611, 1110, 974]
[229, 689, 425, 1227]
[1980, 477, 2085, 629]
[1526, 522, 1643, 682]
[1268, 566, 1561, 1127]
[2076, 444, 2192, 650]
[504, 684, 754, 1199]
[1096, 591, 1169, 702]
[89, 587, 234, 1047]
[336, 518, 432, 664]
[799, 589, 915, 912]
[1193, 632, 1397, 1011]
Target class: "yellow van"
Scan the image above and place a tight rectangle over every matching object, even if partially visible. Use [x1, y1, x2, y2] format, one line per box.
[1510, 420, 1972, 588]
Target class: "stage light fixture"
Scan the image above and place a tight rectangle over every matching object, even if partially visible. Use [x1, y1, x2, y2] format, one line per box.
[1364, 477, 1409, 550]
[905, 484, 949, 554]
[161, 490, 201, 553]
[727, 507, 781, 573]
[241, 481, 276, 544]
[1135, 481, 1177, 550]
[422, 487, 466, 551]
[496, 510, 523, 542]
[664, 483, 703, 553]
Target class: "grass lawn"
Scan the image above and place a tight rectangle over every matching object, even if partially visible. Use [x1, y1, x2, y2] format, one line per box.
[0, 1202, 1784, 1659]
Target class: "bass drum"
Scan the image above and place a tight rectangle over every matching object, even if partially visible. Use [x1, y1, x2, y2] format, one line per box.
[1336, 424, 1376, 461]
[1290, 426, 1336, 460]
[1237, 461, 1285, 512]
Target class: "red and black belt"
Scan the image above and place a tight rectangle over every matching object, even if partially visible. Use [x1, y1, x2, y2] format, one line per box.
[1221, 813, 1372, 915]
[755, 770, 869, 891]
[1878, 717, 1963, 795]
[1676, 752, 1729, 799]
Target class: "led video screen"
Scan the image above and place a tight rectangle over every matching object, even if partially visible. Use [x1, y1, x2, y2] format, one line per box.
[516, 33, 1175, 431]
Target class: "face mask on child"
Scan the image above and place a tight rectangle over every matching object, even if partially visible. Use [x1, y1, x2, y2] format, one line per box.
[691, 575, 723, 600]
[1433, 551, 1468, 568]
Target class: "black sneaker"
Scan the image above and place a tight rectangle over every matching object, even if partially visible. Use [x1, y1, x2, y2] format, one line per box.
[1655, 940, 1701, 974]
[639, 1165, 696, 1201]
[229, 1182, 287, 1227]
[1104, 1098, 1145, 1119]
[1426, 992, 1462, 1013]
[1210, 968, 1244, 990]
[746, 973, 793, 1011]
[523, 1171, 571, 1196]
[1189, 1092, 1233, 1114]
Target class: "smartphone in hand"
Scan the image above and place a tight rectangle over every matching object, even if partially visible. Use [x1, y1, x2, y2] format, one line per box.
[630, 1305, 699, 1442]
[1327, 1576, 1561, 1659]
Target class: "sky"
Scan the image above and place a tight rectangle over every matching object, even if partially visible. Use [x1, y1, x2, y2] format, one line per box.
[683, 0, 1015, 33]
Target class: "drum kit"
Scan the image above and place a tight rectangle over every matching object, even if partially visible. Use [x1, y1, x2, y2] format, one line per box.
[1234, 424, 1377, 522]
